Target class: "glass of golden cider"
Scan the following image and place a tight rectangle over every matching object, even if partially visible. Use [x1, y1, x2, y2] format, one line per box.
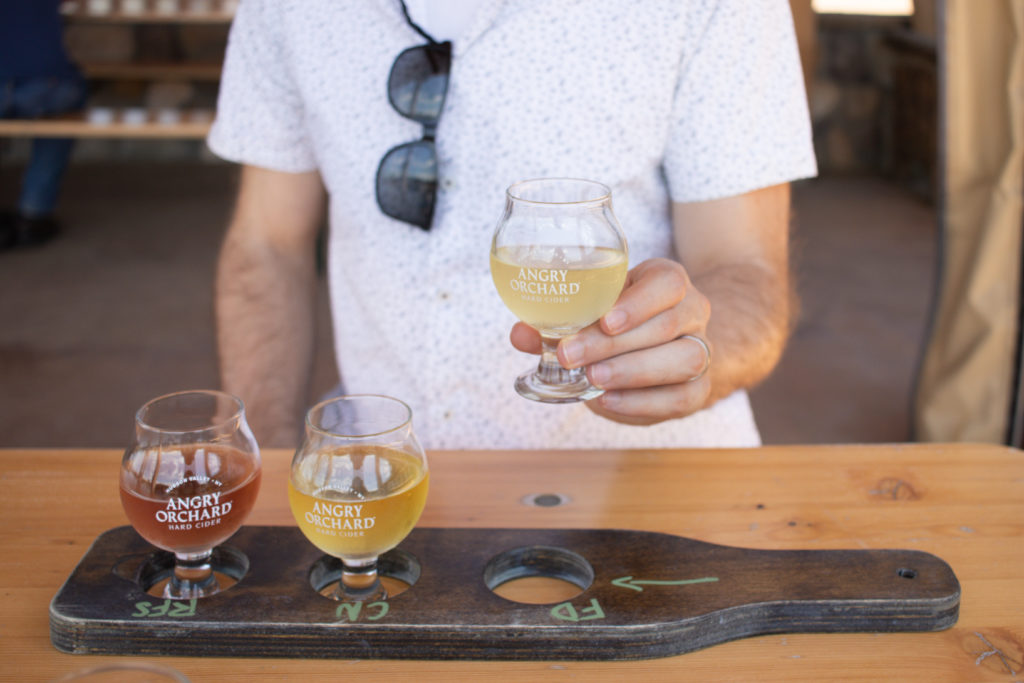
[288, 395, 429, 602]
[119, 390, 262, 599]
[490, 178, 629, 402]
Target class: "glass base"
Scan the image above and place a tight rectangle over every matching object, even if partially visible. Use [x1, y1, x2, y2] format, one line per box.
[330, 580, 387, 603]
[514, 367, 605, 404]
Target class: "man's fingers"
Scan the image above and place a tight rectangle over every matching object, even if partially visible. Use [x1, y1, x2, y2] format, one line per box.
[509, 321, 542, 354]
[585, 378, 711, 424]
[587, 336, 712, 390]
[598, 258, 690, 336]
[511, 258, 710, 381]
[560, 293, 709, 369]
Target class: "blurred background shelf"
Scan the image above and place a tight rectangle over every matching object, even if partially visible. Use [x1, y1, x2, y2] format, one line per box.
[81, 61, 222, 81]
[0, 0, 233, 140]
[59, 0, 235, 24]
[0, 114, 211, 139]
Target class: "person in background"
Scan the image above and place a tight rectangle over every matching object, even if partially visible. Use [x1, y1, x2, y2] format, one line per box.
[0, 0, 86, 250]
[208, 0, 817, 450]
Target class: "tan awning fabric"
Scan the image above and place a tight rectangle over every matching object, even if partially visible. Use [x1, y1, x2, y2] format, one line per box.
[913, 0, 1024, 442]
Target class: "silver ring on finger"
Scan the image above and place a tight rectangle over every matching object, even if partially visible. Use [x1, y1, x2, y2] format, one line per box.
[679, 334, 710, 382]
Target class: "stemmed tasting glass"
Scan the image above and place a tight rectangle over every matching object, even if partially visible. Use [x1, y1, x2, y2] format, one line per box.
[119, 390, 262, 599]
[490, 178, 629, 402]
[288, 395, 430, 602]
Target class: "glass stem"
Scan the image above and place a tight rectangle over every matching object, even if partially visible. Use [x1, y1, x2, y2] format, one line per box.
[169, 550, 216, 598]
[537, 335, 585, 385]
[338, 558, 385, 602]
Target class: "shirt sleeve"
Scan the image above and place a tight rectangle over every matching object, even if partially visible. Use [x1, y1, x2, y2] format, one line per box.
[206, 0, 318, 173]
[663, 0, 818, 202]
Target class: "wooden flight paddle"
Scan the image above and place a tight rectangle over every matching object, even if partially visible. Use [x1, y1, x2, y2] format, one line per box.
[50, 525, 960, 660]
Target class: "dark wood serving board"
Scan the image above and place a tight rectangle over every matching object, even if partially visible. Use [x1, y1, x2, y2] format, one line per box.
[50, 526, 960, 660]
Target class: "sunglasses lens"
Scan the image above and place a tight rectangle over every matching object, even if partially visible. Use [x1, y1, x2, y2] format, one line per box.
[376, 140, 437, 230]
[388, 43, 451, 123]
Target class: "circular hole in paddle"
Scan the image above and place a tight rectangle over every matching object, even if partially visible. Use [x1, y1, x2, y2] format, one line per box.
[484, 545, 594, 604]
[308, 548, 421, 599]
[123, 545, 249, 598]
[897, 567, 918, 579]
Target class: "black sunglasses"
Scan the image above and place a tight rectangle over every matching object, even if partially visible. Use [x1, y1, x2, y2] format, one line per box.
[375, 41, 452, 231]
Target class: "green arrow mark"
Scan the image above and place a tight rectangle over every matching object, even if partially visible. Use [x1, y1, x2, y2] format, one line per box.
[612, 575, 719, 592]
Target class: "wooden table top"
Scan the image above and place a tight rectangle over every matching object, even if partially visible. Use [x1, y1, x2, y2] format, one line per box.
[1, 444, 1022, 681]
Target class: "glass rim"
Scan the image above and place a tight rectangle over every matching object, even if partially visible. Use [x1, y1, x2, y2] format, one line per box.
[135, 389, 244, 435]
[506, 178, 612, 206]
[305, 394, 413, 439]
[54, 663, 190, 683]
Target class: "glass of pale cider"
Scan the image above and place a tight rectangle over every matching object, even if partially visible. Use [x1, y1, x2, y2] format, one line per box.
[490, 178, 629, 402]
[119, 390, 262, 599]
[288, 395, 429, 602]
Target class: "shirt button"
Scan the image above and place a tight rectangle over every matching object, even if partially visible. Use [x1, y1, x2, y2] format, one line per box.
[439, 291, 450, 301]
[441, 178, 455, 190]
[444, 411, 452, 420]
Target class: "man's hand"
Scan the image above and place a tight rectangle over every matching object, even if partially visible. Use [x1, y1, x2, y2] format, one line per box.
[510, 258, 712, 425]
[509, 183, 793, 426]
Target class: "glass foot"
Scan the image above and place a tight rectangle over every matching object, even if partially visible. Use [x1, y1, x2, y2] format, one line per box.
[514, 367, 604, 403]
[330, 580, 388, 603]
[164, 573, 220, 599]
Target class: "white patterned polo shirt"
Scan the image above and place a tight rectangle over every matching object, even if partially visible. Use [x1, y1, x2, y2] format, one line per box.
[208, 0, 817, 449]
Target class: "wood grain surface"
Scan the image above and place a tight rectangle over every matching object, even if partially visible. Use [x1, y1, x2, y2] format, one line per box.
[48, 527, 960, 659]
[2, 444, 1022, 681]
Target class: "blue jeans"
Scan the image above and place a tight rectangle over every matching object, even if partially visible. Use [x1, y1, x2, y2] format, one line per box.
[1, 76, 87, 217]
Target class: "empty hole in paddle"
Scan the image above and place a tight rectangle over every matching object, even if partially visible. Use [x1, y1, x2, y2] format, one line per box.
[115, 545, 250, 598]
[484, 546, 594, 605]
[897, 567, 918, 579]
[308, 548, 421, 599]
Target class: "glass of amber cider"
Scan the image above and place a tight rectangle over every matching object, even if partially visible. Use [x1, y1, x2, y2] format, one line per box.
[288, 395, 429, 602]
[119, 390, 261, 599]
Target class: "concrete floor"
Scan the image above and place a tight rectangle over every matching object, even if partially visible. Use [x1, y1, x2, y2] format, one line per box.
[752, 176, 937, 444]
[0, 163, 936, 447]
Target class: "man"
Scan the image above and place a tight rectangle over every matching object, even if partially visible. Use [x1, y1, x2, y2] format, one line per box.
[208, 0, 817, 449]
